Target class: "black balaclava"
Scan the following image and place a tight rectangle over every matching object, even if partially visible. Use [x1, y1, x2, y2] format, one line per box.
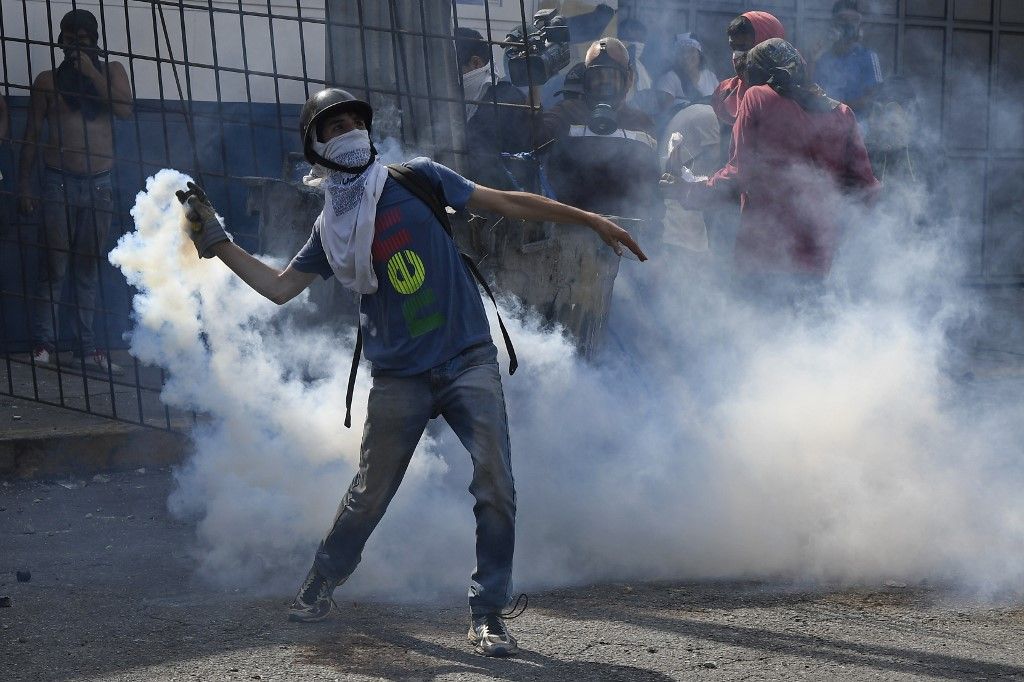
[55, 9, 106, 120]
[744, 38, 839, 113]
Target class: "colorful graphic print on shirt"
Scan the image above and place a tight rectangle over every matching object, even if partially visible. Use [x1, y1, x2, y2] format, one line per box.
[372, 206, 445, 337]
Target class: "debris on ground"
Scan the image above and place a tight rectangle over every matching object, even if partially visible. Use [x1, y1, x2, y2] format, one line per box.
[92, 474, 111, 484]
[57, 481, 85, 490]
[0, 596, 11, 607]
[885, 580, 908, 588]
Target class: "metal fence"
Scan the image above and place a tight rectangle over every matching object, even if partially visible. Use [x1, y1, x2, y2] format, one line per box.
[2, 0, 1021, 429]
[0, 0, 553, 429]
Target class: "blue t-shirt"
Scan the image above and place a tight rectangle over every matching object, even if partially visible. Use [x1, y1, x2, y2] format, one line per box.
[290, 157, 491, 376]
[815, 44, 883, 106]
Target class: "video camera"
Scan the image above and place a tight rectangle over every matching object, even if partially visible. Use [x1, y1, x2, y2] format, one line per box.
[504, 9, 571, 87]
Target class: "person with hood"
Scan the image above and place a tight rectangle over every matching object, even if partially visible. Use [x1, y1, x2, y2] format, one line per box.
[539, 37, 656, 140]
[710, 11, 786, 129]
[667, 38, 879, 285]
[538, 38, 664, 240]
[176, 88, 646, 657]
[18, 9, 132, 375]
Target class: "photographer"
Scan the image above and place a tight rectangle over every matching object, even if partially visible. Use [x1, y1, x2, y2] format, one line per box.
[537, 38, 664, 243]
[538, 38, 655, 141]
[455, 27, 534, 192]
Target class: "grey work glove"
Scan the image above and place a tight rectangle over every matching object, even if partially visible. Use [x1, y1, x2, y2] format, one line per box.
[175, 181, 232, 258]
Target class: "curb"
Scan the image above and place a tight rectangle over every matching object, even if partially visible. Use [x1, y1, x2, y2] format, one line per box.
[0, 424, 191, 480]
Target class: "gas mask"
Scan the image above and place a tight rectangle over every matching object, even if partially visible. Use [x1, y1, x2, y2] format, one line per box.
[582, 41, 630, 135]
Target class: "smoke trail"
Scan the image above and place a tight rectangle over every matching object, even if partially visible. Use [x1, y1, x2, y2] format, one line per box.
[110, 164, 1024, 604]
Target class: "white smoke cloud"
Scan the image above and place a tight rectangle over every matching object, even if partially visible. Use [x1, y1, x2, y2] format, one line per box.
[109, 164, 1024, 606]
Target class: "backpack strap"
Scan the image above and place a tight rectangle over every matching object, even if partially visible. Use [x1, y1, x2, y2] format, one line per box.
[343, 323, 362, 429]
[342, 163, 519, 429]
[385, 163, 518, 376]
[385, 163, 455, 238]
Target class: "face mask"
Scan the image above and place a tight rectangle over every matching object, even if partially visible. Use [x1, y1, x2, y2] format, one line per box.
[461, 64, 492, 119]
[732, 50, 748, 77]
[313, 127, 371, 167]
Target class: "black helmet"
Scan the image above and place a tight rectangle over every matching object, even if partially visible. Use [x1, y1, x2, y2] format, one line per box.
[299, 88, 375, 172]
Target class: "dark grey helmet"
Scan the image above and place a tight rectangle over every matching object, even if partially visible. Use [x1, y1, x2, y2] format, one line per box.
[299, 88, 375, 171]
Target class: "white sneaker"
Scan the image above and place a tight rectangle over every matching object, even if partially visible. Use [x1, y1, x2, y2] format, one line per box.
[468, 614, 519, 657]
[32, 346, 52, 365]
[88, 351, 125, 376]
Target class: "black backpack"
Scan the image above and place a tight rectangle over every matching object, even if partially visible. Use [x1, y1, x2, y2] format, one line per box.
[343, 163, 518, 427]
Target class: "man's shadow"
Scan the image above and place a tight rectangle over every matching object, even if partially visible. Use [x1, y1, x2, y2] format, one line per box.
[302, 621, 675, 681]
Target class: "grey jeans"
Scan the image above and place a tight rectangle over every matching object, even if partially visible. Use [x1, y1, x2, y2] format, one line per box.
[315, 342, 516, 617]
[31, 167, 114, 355]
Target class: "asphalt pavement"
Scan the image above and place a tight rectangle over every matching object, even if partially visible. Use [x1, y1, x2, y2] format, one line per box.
[2, 469, 1024, 681]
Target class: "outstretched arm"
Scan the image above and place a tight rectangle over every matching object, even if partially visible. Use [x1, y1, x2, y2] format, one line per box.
[209, 242, 317, 305]
[467, 184, 648, 261]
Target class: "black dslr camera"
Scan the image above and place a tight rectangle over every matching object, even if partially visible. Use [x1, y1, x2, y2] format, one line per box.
[504, 9, 571, 87]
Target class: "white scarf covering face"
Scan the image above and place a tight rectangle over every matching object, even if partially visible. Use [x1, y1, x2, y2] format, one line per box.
[302, 128, 388, 294]
[461, 63, 493, 119]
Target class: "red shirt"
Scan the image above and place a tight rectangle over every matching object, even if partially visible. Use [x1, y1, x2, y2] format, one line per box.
[703, 85, 880, 276]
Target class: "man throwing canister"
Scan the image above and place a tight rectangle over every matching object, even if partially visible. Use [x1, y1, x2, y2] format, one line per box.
[177, 88, 645, 657]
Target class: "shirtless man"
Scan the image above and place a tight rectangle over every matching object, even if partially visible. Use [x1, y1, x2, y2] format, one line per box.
[18, 9, 132, 374]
